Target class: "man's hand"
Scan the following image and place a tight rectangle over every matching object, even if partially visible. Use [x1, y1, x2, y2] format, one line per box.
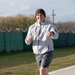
[26, 36, 33, 42]
[47, 31, 54, 36]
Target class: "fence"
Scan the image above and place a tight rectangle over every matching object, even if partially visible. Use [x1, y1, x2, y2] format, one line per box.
[54, 33, 75, 48]
[0, 32, 75, 52]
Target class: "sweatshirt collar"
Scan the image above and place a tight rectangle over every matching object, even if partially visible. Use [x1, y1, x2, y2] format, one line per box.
[36, 20, 45, 26]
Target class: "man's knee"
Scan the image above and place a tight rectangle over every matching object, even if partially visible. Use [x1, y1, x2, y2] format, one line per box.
[40, 67, 47, 72]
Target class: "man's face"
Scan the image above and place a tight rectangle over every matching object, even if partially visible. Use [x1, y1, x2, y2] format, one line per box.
[36, 13, 45, 23]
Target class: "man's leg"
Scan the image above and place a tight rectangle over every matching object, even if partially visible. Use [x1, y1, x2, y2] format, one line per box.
[39, 51, 54, 75]
[39, 67, 48, 75]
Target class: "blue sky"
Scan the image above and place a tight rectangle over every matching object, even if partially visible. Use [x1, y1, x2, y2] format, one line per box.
[0, 0, 75, 23]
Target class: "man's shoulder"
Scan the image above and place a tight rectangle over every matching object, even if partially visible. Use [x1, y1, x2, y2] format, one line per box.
[45, 21, 53, 26]
[29, 22, 36, 29]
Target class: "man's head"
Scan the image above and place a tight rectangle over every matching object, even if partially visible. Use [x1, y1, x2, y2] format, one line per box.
[35, 8, 46, 18]
[35, 8, 46, 23]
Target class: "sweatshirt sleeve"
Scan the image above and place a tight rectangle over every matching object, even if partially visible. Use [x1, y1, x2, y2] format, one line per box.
[50, 25, 59, 39]
[25, 26, 32, 45]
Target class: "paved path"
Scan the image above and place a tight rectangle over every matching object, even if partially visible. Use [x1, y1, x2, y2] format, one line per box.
[48, 65, 75, 75]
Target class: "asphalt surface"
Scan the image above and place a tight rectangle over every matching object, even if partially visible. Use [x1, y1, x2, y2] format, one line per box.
[48, 65, 75, 75]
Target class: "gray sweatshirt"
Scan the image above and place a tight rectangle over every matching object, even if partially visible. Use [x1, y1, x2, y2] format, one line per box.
[25, 21, 59, 54]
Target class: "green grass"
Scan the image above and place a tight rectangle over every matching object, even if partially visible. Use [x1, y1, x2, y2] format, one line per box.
[0, 47, 75, 75]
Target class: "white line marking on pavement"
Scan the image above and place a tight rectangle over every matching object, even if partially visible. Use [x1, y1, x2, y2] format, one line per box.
[48, 65, 75, 75]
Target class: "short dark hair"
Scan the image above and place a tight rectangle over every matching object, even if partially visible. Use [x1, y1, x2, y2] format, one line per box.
[35, 8, 46, 17]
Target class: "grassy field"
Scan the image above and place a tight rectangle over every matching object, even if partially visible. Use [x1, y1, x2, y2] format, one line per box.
[0, 47, 75, 75]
